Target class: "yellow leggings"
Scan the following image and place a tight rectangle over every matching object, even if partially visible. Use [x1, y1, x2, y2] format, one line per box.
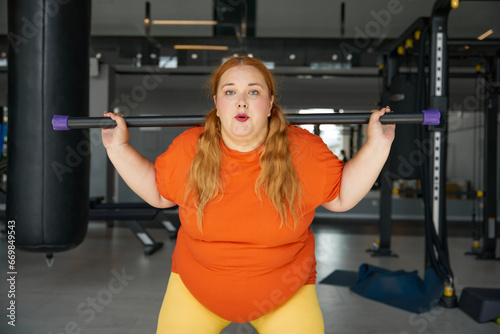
[156, 272, 325, 334]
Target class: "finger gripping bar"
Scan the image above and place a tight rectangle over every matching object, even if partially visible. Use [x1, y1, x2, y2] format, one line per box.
[52, 109, 440, 131]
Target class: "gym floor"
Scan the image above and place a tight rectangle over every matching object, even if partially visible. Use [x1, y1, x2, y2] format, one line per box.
[1, 219, 499, 334]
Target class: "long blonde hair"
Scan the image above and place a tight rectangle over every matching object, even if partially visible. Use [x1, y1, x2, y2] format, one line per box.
[187, 55, 302, 231]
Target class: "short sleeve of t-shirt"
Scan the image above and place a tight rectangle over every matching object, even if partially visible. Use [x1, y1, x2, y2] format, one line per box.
[154, 127, 203, 203]
[322, 147, 344, 203]
[288, 126, 344, 205]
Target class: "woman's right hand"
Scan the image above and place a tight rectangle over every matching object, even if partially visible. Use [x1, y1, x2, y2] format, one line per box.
[101, 112, 130, 150]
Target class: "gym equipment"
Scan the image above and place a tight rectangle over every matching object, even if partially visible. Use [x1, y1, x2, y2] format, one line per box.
[371, 72, 423, 258]
[89, 198, 180, 255]
[52, 109, 440, 130]
[459, 288, 500, 323]
[392, 188, 484, 199]
[480, 56, 499, 259]
[386, 74, 421, 180]
[7, 0, 91, 253]
[350, 264, 444, 314]
[353, 8, 462, 313]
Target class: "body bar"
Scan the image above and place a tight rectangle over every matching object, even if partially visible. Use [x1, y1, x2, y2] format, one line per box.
[53, 109, 440, 131]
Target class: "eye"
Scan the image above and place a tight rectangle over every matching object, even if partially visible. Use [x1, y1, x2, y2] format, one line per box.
[249, 90, 259, 95]
[225, 90, 235, 95]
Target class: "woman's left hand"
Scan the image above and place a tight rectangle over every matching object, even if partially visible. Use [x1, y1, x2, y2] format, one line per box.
[366, 106, 396, 146]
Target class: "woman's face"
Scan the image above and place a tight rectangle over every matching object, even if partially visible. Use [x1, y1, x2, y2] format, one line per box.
[214, 65, 274, 152]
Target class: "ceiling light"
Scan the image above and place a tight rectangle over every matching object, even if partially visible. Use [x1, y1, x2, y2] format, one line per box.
[173, 45, 229, 51]
[477, 29, 493, 41]
[153, 20, 217, 26]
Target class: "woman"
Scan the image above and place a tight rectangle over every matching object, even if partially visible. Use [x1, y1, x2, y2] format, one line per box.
[102, 55, 395, 334]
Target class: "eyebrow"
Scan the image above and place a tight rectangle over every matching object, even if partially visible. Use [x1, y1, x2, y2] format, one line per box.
[221, 82, 264, 89]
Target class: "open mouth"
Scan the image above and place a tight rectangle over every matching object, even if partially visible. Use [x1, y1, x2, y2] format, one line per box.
[235, 114, 249, 122]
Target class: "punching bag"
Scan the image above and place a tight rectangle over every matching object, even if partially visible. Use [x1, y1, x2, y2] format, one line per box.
[387, 73, 421, 180]
[7, 0, 91, 252]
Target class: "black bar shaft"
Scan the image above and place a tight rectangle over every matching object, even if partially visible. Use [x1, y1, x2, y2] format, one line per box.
[66, 113, 424, 129]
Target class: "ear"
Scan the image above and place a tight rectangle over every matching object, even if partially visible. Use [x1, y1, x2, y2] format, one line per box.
[268, 95, 275, 117]
[213, 95, 219, 116]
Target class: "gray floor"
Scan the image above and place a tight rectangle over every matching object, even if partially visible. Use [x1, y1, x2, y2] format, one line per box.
[1, 219, 499, 334]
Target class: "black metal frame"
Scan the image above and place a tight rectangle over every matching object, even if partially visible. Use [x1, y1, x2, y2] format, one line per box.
[479, 52, 499, 259]
[374, 0, 499, 309]
[430, 0, 498, 263]
[428, 0, 451, 268]
[372, 17, 430, 257]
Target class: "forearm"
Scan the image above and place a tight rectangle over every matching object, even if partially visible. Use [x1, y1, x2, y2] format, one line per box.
[106, 144, 174, 208]
[324, 139, 392, 212]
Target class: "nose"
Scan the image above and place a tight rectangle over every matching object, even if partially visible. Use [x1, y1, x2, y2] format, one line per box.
[237, 96, 248, 109]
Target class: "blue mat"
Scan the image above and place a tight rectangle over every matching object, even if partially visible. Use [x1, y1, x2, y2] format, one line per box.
[0, 124, 6, 154]
[350, 264, 444, 314]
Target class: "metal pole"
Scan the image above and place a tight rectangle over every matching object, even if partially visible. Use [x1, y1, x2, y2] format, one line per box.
[429, 1, 450, 264]
[52, 110, 440, 130]
[428, 0, 457, 308]
[479, 62, 499, 259]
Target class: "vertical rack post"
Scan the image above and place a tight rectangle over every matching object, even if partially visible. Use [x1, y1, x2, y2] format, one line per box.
[428, 2, 450, 266]
[479, 54, 499, 259]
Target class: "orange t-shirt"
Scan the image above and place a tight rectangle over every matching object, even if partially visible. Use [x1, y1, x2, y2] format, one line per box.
[155, 125, 344, 322]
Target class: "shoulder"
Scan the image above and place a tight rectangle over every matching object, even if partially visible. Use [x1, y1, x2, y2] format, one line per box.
[157, 126, 203, 161]
[287, 125, 340, 165]
[287, 125, 327, 149]
[173, 126, 204, 144]
[168, 126, 204, 150]
[288, 125, 315, 138]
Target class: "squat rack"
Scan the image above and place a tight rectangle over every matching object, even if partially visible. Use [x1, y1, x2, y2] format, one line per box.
[375, 0, 499, 307]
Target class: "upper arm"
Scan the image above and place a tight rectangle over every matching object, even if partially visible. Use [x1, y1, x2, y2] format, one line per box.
[321, 196, 348, 212]
[153, 195, 177, 209]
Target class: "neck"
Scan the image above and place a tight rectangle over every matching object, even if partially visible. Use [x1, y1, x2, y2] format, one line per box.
[220, 133, 267, 152]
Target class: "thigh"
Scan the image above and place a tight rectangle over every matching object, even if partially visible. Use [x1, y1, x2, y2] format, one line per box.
[156, 272, 231, 334]
[250, 284, 324, 334]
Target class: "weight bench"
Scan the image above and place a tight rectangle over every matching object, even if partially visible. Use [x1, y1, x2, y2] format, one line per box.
[89, 198, 180, 255]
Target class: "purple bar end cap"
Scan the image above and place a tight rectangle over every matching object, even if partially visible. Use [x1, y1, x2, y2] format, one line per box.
[422, 109, 440, 125]
[52, 115, 70, 131]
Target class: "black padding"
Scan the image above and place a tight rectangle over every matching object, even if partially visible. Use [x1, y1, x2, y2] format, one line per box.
[459, 287, 500, 323]
[387, 73, 421, 179]
[7, 0, 91, 252]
